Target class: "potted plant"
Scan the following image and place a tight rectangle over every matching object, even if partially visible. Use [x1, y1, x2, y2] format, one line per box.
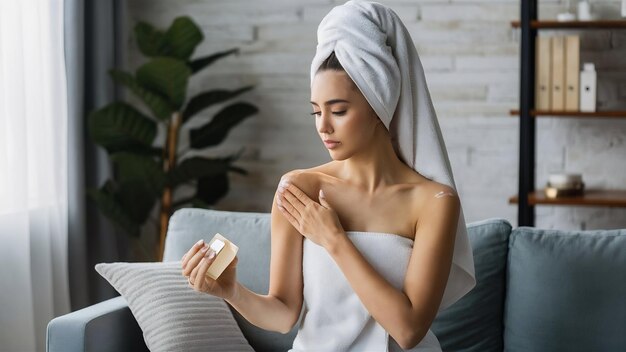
[87, 16, 258, 261]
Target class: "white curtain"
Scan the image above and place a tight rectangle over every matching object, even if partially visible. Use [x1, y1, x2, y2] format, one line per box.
[0, 0, 71, 351]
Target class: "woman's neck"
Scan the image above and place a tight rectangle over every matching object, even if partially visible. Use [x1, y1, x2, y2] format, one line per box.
[336, 126, 413, 194]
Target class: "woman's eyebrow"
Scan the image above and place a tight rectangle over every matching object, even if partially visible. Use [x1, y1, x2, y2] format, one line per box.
[310, 99, 350, 106]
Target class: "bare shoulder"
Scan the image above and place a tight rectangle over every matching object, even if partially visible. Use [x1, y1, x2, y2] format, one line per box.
[417, 179, 459, 202]
[278, 164, 333, 200]
[413, 179, 460, 232]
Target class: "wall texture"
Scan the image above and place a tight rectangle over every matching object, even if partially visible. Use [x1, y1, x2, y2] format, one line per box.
[124, 0, 626, 230]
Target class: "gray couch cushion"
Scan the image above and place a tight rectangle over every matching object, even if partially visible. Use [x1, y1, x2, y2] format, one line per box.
[431, 218, 511, 352]
[164, 208, 296, 352]
[94, 261, 254, 352]
[505, 227, 626, 352]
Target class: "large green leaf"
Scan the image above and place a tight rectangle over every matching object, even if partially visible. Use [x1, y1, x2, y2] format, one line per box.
[189, 48, 239, 74]
[189, 102, 258, 149]
[97, 144, 162, 158]
[134, 22, 168, 58]
[134, 17, 203, 61]
[116, 180, 158, 225]
[195, 172, 229, 205]
[182, 86, 255, 123]
[110, 152, 166, 195]
[136, 57, 190, 109]
[163, 17, 203, 60]
[87, 182, 140, 237]
[88, 102, 157, 153]
[109, 69, 173, 120]
[168, 156, 242, 188]
[229, 165, 248, 175]
[189, 198, 212, 209]
[172, 197, 213, 210]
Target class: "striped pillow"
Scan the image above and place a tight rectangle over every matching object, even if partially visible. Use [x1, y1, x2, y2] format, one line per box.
[95, 261, 254, 352]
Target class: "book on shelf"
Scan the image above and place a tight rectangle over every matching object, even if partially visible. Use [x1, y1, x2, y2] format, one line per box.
[551, 35, 566, 110]
[535, 34, 581, 112]
[535, 36, 552, 110]
[564, 35, 580, 111]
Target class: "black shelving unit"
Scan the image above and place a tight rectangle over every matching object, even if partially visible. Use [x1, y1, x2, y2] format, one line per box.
[517, 0, 537, 226]
[512, 1, 626, 226]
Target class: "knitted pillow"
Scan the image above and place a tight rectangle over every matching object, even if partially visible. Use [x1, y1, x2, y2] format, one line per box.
[95, 261, 254, 352]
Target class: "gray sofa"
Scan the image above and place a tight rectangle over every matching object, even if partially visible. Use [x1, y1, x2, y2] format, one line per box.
[48, 208, 626, 352]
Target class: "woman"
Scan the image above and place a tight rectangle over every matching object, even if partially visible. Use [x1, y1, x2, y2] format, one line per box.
[181, 1, 476, 350]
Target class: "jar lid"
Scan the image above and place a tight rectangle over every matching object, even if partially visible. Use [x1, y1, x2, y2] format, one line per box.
[549, 173, 582, 184]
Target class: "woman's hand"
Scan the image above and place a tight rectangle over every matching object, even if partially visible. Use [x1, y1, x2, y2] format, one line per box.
[276, 180, 345, 249]
[181, 239, 239, 300]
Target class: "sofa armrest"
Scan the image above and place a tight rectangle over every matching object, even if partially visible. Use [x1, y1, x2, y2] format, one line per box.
[46, 296, 148, 352]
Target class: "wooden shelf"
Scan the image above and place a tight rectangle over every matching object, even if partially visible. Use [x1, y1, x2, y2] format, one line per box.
[509, 110, 626, 118]
[509, 189, 626, 207]
[510, 2, 626, 225]
[511, 19, 626, 29]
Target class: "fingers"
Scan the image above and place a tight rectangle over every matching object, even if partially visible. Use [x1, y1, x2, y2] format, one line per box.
[192, 249, 218, 291]
[193, 256, 211, 291]
[182, 242, 209, 277]
[281, 188, 306, 213]
[277, 181, 308, 211]
[277, 189, 302, 230]
[182, 239, 205, 269]
[280, 191, 304, 219]
[189, 263, 199, 283]
[283, 183, 313, 207]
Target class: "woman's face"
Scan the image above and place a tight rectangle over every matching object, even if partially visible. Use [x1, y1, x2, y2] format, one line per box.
[310, 69, 382, 160]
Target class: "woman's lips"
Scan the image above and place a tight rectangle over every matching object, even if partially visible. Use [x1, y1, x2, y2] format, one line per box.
[324, 141, 341, 149]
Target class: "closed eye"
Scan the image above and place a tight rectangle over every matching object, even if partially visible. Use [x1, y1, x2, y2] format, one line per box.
[309, 111, 346, 116]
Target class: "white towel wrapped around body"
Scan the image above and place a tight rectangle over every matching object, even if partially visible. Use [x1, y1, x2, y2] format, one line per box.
[290, 232, 445, 351]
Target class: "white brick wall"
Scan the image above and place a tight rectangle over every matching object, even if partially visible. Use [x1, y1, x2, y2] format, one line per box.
[125, 0, 626, 229]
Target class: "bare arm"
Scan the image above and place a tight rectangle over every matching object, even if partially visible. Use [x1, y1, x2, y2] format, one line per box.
[224, 282, 296, 334]
[224, 172, 305, 334]
[326, 187, 460, 349]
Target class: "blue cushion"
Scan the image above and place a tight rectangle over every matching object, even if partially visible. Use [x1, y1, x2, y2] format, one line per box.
[505, 226, 626, 351]
[431, 218, 511, 352]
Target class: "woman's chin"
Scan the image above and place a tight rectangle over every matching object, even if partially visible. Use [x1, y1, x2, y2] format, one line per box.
[328, 150, 350, 161]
